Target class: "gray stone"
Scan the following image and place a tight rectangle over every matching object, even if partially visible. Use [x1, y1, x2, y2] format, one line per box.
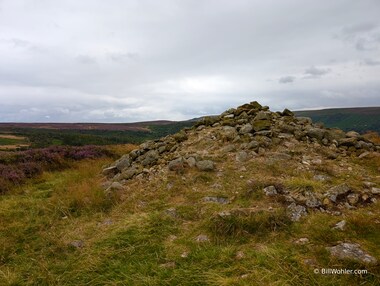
[371, 187, 380, 195]
[69, 240, 84, 248]
[324, 129, 346, 142]
[254, 130, 272, 137]
[121, 167, 139, 180]
[333, 220, 346, 231]
[195, 234, 210, 243]
[355, 141, 373, 150]
[287, 203, 307, 221]
[247, 140, 259, 150]
[304, 191, 322, 208]
[168, 157, 185, 172]
[239, 123, 253, 134]
[347, 193, 359, 205]
[141, 150, 159, 167]
[338, 137, 357, 147]
[222, 144, 236, 153]
[270, 152, 292, 161]
[252, 119, 272, 132]
[186, 157, 197, 168]
[196, 160, 215, 171]
[326, 184, 351, 203]
[296, 117, 312, 125]
[115, 155, 131, 171]
[203, 196, 229, 204]
[221, 126, 238, 141]
[164, 208, 178, 218]
[236, 151, 249, 162]
[254, 111, 272, 121]
[358, 151, 370, 159]
[263, 186, 278, 196]
[328, 243, 377, 265]
[363, 182, 376, 188]
[281, 108, 294, 116]
[346, 131, 360, 138]
[102, 166, 118, 177]
[108, 182, 124, 191]
[313, 174, 330, 182]
[295, 237, 309, 245]
[306, 127, 325, 141]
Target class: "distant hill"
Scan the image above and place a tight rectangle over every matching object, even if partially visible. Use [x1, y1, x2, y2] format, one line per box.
[0, 120, 195, 148]
[294, 107, 380, 133]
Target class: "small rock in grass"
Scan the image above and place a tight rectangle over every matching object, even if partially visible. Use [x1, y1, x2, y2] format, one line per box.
[287, 203, 307, 222]
[203, 196, 229, 204]
[295, 238, 309, 245]
[263, 186, 278, 196]
[195, 234, 210, 243]
[69, 240, 84, 248]
[327, 243, 377, 265]
[333, 220, 346, 231]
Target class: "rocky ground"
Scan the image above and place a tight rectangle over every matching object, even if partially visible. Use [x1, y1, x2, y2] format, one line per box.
[101, 101, 380, 278]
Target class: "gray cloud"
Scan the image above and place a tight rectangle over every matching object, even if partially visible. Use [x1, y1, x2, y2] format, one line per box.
[361, 58, 380, 66]
[279, 76, 295, 84]
[304, 66, 330, 78]
[338, 22, 380, 51]
[0, 0, 379, 122]
[342, 23, 377, 36]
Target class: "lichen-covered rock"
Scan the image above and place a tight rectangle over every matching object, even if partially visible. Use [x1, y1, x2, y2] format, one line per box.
[141, 150, 159, 167]
[115, 155, 131, 171]
[102, 166, 118, 177]
[287, 203, 307, 221]
[252, 120, 272, 132]
[327, 243, 377, 265]
[239, 123, 253, 134]
[305, 127, 326, 141]
[220, 126, 238, 141]
[263, 186, 277, 196]
[168, 157, 185, 172]
[196, 160, 215, 171]
[326, 184, 351, 203]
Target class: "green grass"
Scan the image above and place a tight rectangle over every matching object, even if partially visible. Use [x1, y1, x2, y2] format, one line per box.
[0, 141, 380, 285]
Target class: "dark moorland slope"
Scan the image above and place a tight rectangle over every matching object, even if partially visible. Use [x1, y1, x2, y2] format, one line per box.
[295, 107, 380, 133]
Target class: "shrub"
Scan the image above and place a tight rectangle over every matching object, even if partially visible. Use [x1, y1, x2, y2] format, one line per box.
[0, 145, 112, 193]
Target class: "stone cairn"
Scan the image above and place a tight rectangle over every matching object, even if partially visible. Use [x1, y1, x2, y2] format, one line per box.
[103, 101, 380, 217]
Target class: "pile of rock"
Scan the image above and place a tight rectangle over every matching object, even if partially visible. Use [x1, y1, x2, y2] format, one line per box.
[102, 101, 380, 194]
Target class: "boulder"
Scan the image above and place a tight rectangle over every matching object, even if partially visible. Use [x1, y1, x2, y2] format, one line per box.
[236, 151, 249, 162]
[220, 126, 238, 141]
[141, 150, 159, 167]
[281, 108, 294, 117]
[168, 157, 185, 172]
[252, 120, 272, 132]
[305, 127, 325, 141]
[239, 123, 253, 134]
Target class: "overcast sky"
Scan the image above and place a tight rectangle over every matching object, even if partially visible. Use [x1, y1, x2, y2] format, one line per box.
[0, 0, 379, 122]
